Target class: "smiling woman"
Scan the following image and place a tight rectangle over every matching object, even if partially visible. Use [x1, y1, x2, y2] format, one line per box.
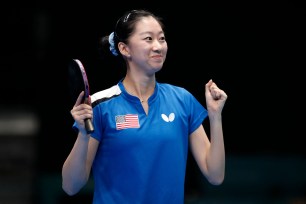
[62, 9, 227, 204]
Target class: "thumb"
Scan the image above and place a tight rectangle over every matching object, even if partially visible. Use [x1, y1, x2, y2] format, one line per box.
[74, 91, 85, 107]
[205, 79, 213, 92]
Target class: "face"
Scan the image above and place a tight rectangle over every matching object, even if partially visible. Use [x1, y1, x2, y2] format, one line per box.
[125, 16, 168, 74]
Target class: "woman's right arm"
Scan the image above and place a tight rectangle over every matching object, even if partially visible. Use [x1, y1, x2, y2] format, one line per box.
[62, 91, 99, 195]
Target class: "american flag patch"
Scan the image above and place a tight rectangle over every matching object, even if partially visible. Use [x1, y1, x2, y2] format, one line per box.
[115, 114, 140, 130]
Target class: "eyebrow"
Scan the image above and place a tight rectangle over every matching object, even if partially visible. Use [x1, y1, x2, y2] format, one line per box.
[138, 30, 164, 36]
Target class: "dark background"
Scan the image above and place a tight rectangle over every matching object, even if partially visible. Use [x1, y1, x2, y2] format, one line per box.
[1, 1, 306, 203]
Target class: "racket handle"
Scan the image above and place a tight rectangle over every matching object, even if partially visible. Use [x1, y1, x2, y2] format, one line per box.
[85, 118, 94, 134]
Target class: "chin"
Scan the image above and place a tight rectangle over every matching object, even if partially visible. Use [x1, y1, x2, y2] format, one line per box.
[154, 65, 163, 71]
[149, 66, 162, 74]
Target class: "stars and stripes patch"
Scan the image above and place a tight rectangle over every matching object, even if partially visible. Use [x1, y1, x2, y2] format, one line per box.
[115, 114, 140, 130]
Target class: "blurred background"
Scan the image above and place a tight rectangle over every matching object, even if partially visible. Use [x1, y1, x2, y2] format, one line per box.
[1, 1, 306, 203]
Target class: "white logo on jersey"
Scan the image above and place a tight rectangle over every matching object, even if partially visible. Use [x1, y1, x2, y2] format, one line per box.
[161, 113, 175, 122]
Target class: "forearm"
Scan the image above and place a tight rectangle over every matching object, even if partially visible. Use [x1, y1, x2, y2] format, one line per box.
[206, 114, 225, 185]
[62, 132, 91, 195]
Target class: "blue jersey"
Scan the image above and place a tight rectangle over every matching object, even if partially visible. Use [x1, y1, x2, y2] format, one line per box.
[87, 79, 207, 204]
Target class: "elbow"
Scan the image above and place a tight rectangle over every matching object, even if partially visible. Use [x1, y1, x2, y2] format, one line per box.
[62, 172, 88, 196]
[210, 178, 224, 186]
[62, 180, 85, 196]
[207, 174, 225, 186]
[63, 189, 76, 196]
[62, 183, 78, 196]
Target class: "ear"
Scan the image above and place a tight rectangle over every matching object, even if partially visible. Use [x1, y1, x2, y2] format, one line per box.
[118, 42, 130, 58]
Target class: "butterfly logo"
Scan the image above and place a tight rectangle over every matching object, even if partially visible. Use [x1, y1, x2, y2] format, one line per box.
[161, 113, 175, 122]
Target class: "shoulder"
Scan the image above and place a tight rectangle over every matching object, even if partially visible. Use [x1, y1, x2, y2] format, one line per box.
[91, 84, 121, 107]
[158, 82, 191, 96]
[157, 82, 200, 108]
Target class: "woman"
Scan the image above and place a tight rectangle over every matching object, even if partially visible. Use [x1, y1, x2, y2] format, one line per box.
[62, 9, 228, 204]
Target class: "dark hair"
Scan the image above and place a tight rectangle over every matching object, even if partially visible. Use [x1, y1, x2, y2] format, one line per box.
[98, 9, 164, 58]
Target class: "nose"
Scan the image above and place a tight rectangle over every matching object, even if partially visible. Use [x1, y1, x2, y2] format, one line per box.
[152, 40, 163, 51]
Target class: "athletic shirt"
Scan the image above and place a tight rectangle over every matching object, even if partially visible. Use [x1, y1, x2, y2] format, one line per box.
[87, 79, 208, 204]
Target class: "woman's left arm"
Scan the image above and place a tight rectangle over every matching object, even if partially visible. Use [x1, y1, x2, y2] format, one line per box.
[189, 79, 227, 185]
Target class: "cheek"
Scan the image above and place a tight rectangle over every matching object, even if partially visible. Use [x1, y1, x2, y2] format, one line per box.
[163, 48, 168, 59]
[163, 44, 168, 53]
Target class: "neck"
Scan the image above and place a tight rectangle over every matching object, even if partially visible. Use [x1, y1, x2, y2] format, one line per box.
[122, 75, 155, 103]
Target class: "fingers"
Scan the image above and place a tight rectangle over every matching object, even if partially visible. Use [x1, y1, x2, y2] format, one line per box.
[205, 79, 219, 95]
[70, 102, 93, 130]
[72, 91, 93, 122]
[205, 79, 227, 100]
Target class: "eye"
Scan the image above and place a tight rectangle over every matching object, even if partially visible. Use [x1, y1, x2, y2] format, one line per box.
[159, 36, 166, 41]
[144, 36, 153, 41]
